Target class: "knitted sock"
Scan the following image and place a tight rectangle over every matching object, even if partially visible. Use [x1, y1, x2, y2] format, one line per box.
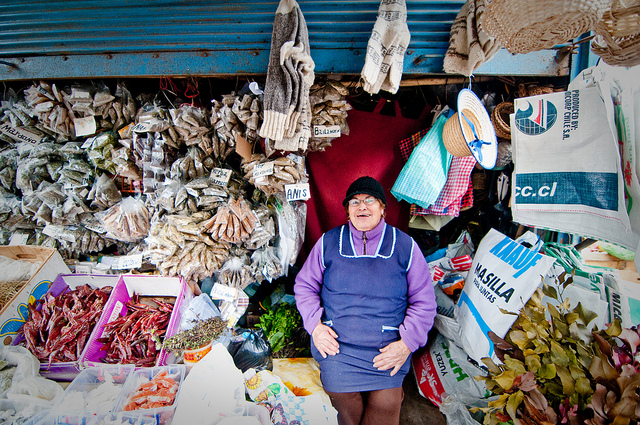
[259, 0, 301, 142]
[361, 0, 410, 94]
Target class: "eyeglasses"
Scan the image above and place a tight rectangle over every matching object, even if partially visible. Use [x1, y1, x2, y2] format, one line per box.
[348, 197, 377, 207]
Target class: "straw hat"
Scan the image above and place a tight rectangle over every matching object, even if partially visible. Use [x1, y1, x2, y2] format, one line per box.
[443, 89, 498, 169]
[482, 0, 612, 54]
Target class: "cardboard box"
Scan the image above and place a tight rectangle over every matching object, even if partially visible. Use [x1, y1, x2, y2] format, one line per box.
[12, 274, 120, 381]
[82, 275, 194, 369]
[0, 245, 70, 346]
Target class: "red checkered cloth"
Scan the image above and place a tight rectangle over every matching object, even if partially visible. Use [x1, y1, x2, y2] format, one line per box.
[399, 130, 475, 217]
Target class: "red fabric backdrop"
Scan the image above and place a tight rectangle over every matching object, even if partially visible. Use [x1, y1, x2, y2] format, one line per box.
[299, 99, 429, 264]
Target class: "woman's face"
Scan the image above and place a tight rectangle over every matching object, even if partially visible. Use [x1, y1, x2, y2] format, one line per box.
[347, 194, 385, 232]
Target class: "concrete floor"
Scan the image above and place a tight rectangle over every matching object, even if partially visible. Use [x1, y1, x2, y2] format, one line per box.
[400, 373, 446, 425]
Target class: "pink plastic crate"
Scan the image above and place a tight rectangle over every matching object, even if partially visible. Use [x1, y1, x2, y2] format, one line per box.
[81, 275, 194, 369]
[13, 274, 120, 381]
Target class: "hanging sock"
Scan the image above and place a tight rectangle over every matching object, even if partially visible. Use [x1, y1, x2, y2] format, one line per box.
[259, 0, 315, 150]
[360, 0, 411, 95]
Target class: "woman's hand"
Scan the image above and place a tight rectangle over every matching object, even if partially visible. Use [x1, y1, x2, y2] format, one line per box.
[312, 322, 339, 358]
[373, 339, 411, 376]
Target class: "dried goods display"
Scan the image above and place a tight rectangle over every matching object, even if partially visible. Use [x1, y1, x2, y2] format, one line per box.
[97, 295, 174, 367]
[0, 77, 341, 299]
[20, 284, 112, 365]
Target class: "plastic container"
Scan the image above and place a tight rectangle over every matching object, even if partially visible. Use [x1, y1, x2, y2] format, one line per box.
[50, 411, 157, 425]
[183, 340, 214, 364]
[216, 402, 271, 425]
[113, 364, 186, 425]
[54, 364, 135, 417]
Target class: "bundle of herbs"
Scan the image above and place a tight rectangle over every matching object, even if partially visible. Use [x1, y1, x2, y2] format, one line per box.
[163, 315, 227, 357]
[472, 271, 640, 425]
[255, 299, 310, 358]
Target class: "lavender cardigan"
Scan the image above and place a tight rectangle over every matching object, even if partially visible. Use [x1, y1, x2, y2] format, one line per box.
[294, 219, 437, 352]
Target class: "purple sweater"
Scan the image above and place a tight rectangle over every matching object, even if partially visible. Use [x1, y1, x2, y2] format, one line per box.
[294, 219, 437, 352]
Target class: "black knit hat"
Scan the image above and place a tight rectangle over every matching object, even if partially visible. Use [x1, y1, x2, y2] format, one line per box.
[343, 176, 387, 206]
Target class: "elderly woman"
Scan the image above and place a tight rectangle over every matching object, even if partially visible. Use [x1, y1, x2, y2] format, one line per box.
[294, 176, 437, 425]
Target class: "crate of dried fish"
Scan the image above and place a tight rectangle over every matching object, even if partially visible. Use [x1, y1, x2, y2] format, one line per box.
[0, 246, 70, 347]
[81, 275, 194, 369]
[14, 274, 119, 381]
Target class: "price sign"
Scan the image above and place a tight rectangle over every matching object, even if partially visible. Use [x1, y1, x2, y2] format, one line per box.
[254, 162, 274, 180]
[112, 254, 143, 270]
[74, 116, 97, 137]
[211, 168, 232, 186]
[9, 233, 29, 245]
[210, 283, 238, 302]
[83, 217, 106, 234]
[131, 122, 154, 133]
[285, 183, 311, 201]
[43, 224, 76, 243]
[0, 123, 44, 145]
[313, 125, 341, 138]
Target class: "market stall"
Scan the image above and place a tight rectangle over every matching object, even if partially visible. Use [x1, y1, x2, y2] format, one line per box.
[0, 0, 639, 424]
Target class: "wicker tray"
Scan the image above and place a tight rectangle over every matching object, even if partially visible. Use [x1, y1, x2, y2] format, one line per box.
[483, 0, 612, 53]
[591, 0, 640, 66]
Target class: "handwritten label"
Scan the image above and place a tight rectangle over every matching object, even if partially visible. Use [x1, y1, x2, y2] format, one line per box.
[285, 183, 311, 201]
[9, 233, 29, 245]
[74, 116, 97, 137]
[43, 224, 76, 243]
[211, 168, 232, 186]
[131, 122, 154, 133]
[0, 123, 44, 145]
[254, 162, 274, 180]
[313, 125, 341, 138]
[210, 283, 238, 302]
[112, 254, 143, 270]
[83, 217, 106, 234]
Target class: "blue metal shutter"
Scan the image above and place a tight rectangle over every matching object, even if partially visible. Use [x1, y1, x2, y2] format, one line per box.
[0, 0, 567, 80]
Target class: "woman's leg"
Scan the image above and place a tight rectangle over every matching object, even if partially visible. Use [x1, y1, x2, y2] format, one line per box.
[325, 390, 364, 425]
[360, 387, 404, 425]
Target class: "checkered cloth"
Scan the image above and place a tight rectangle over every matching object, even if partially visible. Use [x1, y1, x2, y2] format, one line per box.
[399, 129, 475, 216]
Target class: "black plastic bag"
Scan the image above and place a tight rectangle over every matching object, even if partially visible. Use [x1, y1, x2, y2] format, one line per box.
[231, 328, 272, 372]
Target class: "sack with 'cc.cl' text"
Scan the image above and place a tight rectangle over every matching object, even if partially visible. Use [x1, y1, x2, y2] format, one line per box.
[510, 87, 633, 248]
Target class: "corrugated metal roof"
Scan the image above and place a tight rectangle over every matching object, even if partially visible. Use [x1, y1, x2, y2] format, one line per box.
[0, 0, 568, 80]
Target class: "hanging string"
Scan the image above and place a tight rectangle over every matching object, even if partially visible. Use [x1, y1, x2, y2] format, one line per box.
[184, 77, 200, 105]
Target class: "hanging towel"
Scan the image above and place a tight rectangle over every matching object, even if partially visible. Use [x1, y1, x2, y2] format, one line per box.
[360, 0, 411, 94]
[399, 129, 475, 216]
[259, 0, 315, 150]
[391, 113, 452, 209]
[443, 0, 501, 76]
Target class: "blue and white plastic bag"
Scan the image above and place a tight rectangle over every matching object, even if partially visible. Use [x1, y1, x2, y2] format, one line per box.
[454, 228, 555, 364]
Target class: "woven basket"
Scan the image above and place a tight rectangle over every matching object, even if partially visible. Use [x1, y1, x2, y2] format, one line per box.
[491, 102, 513, 139]
[591, 0, 640, 66]
[483, 0, 613, 54]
